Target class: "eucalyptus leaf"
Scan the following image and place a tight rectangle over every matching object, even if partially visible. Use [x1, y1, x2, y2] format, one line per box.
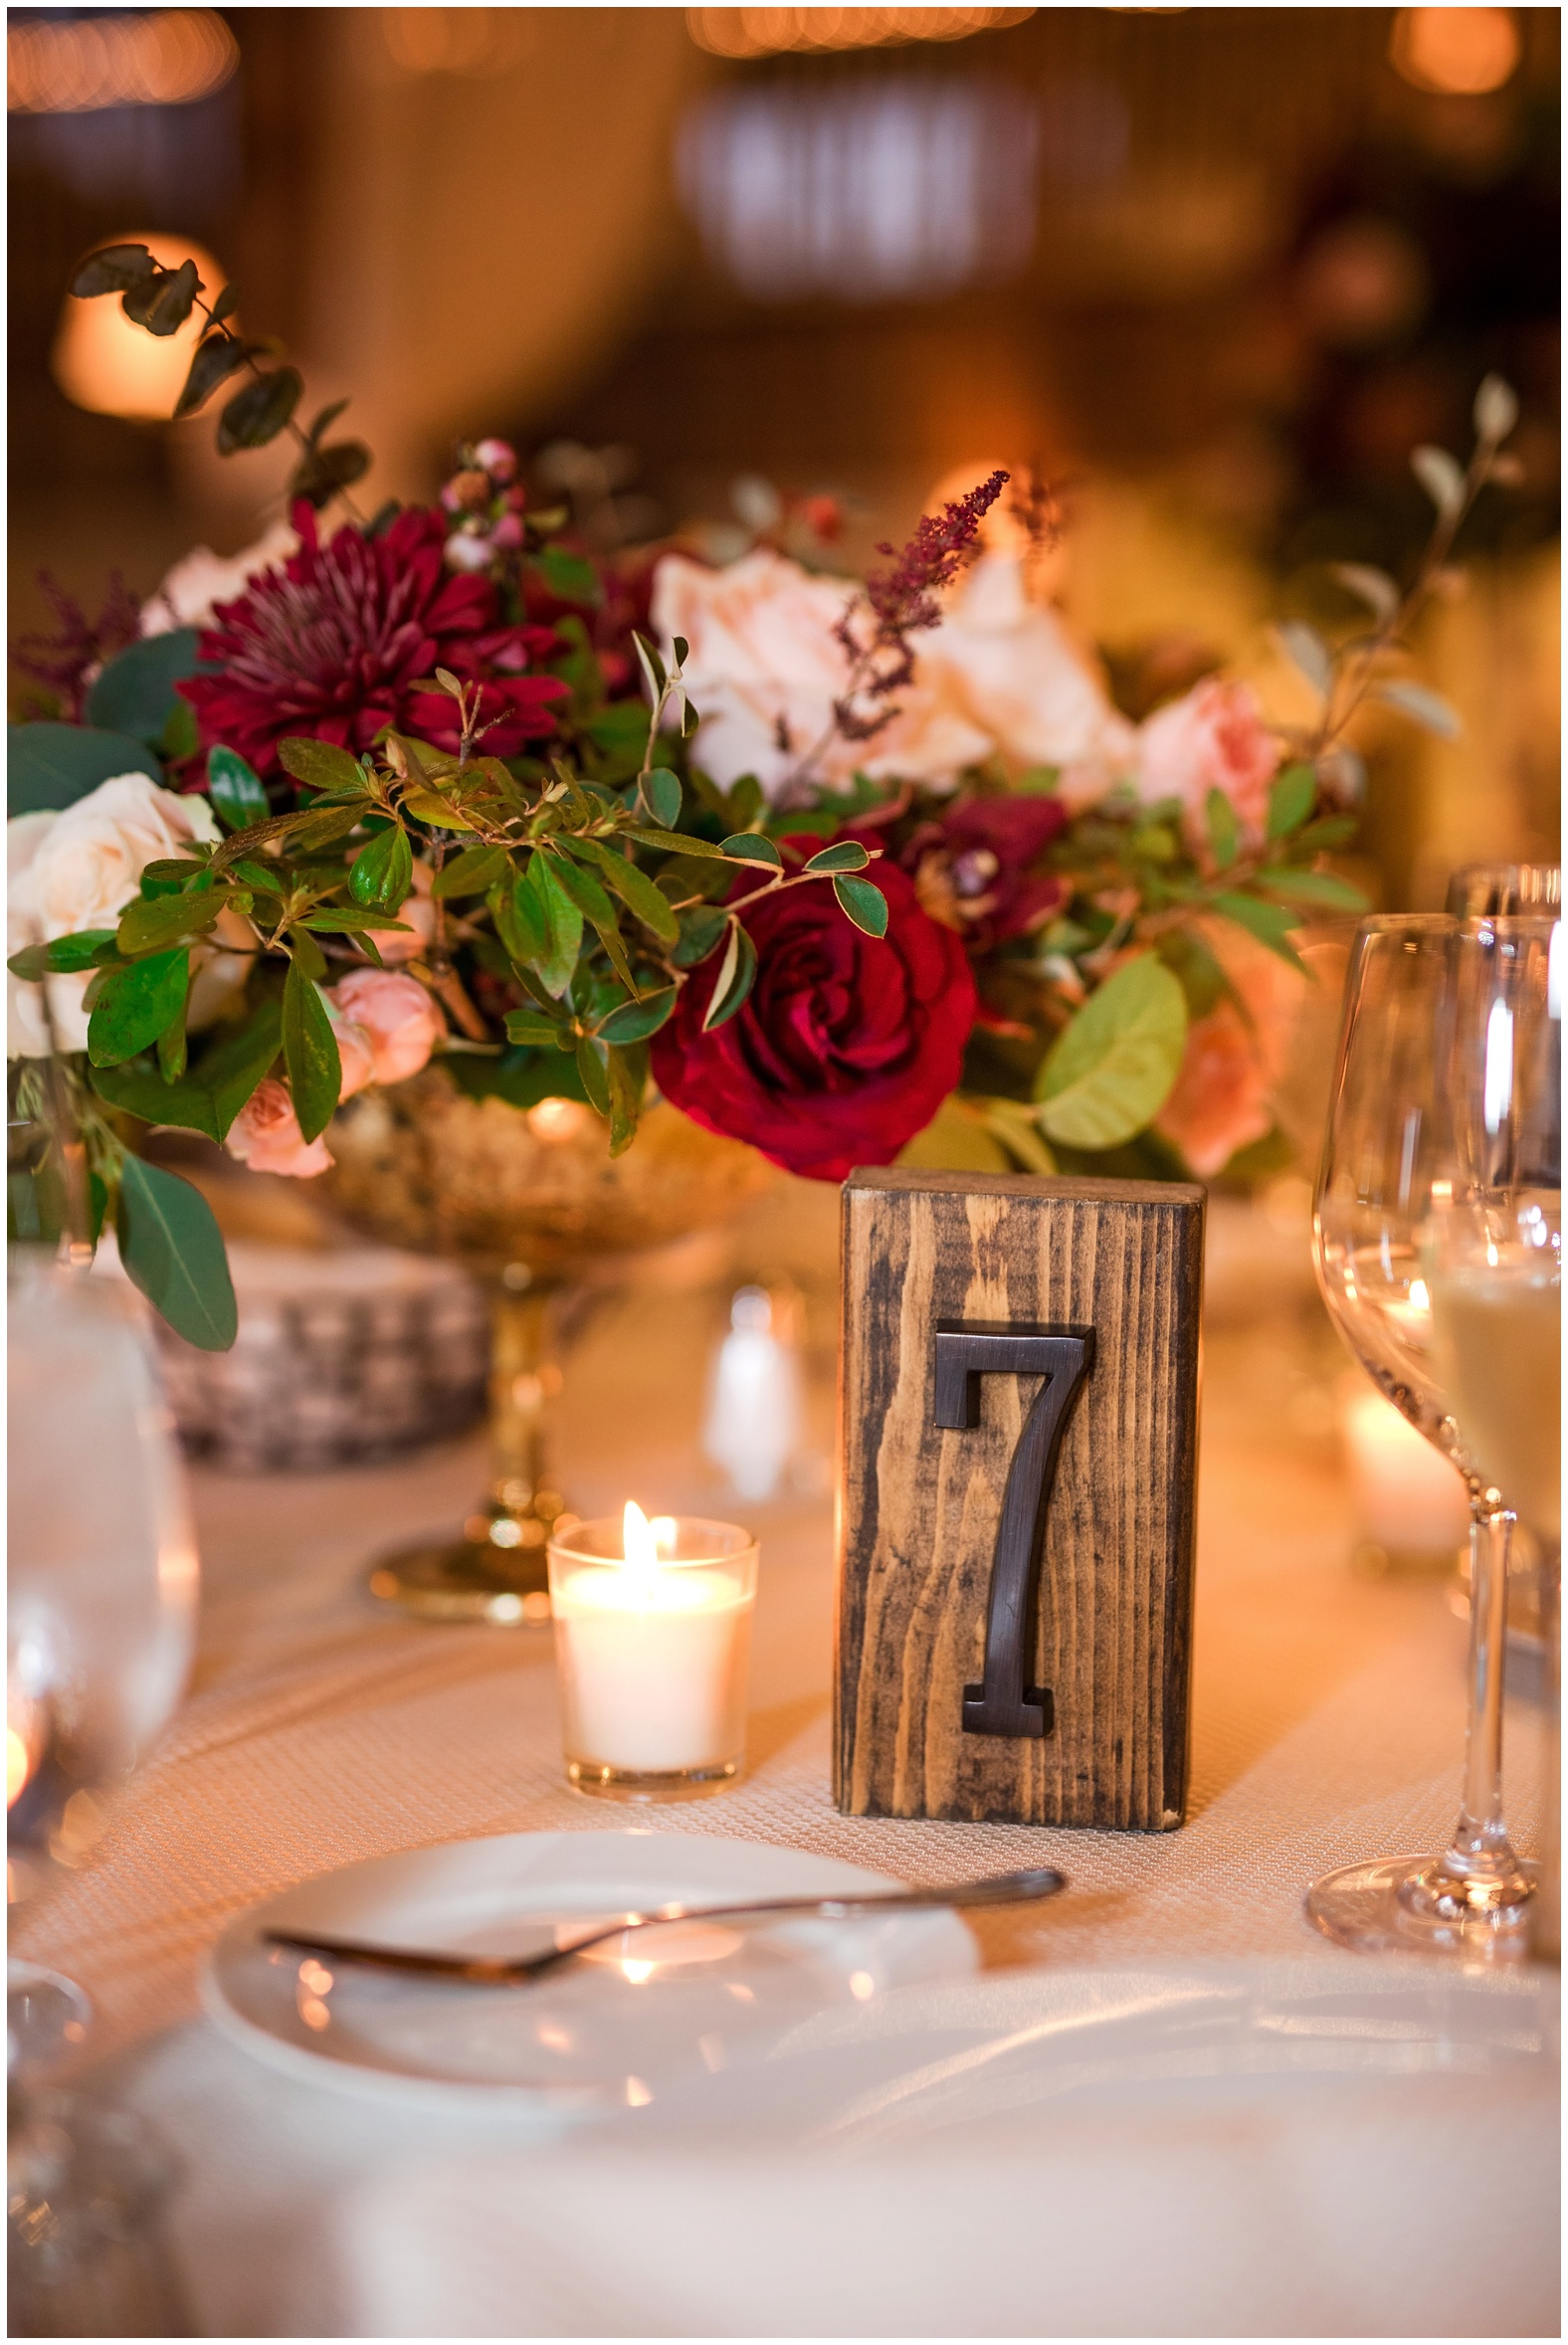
[7, 724, 161, 814]
[1035, 954, 1187, 1150]
[1331, 562, 1399, 622]
[719, 833, 782, 869]
[596, 987, 678, 1045]
[1375, 681, 1462, 739]
[116, 1155, 237, 1352]
[1276, 620, 1332, 699]
[71, 243, 156, 296]
[625, 826, 726, 860]
[174, 331, 254, 419]
[218, 366, 302, 454]
[1472, 374, 1519, 443]
[804, 840, 872, 875]
[1411, 444, 1465, 516]
[673, 905, 730, 967]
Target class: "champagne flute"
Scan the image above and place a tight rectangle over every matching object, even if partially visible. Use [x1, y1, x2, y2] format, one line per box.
[1309, 913, 1560, 1956]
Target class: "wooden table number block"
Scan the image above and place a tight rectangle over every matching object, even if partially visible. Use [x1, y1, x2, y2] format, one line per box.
[835, 1168, 1205, 1833]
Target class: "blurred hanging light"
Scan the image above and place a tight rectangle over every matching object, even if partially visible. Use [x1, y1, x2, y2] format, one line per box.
[7, 10, 238, 112]
[1390, 8, 1521, 96]
[686, 7, 1033, 60]
[680, 75, 1037, 300]
[52, 234, 226, 420]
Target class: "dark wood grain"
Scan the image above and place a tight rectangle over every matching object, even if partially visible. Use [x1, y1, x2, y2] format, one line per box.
[834, 1167, 1205, 1832]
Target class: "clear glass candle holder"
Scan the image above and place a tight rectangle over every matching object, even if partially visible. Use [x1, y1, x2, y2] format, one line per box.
[546, 1514, 758, 1800]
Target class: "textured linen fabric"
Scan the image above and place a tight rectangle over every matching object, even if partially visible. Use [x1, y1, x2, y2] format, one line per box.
[13, 1210, 1557, 2337]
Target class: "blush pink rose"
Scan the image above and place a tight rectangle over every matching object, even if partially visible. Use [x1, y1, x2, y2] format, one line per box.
[1154, 913, 1305, 1176]
[326, 969, 444, 1085]
[326, 1010, 377, 1100]
[225, 1078, 332, 1177]
[1135, 679, 1279, 852]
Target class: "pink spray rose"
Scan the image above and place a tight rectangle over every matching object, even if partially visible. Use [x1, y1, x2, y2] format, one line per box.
[326, 970, 444, 1085]
[326, 1010, 377, 1101]
[1135, 679, 1280, 853]
[225, 1078, 332, 1178]
[1154, 914, 1305, 1176]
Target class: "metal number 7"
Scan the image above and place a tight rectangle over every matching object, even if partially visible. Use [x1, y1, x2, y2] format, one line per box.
[933, 1322, 1095, 1740]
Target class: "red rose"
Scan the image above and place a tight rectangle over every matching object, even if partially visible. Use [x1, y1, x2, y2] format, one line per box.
[180, 502, 567, 778]
[652, 861, 976, 1182]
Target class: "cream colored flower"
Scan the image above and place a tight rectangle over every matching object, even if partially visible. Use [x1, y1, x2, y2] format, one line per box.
[139, 518, 298, 637]
[7, 775, 219, 1058]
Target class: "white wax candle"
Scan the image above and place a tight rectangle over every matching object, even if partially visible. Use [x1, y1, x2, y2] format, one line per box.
[549, 1505, 756, 1776]
[1340, 1385, 1470, 1553]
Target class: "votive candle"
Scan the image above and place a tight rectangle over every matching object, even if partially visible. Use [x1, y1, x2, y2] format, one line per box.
[547, 1503, 757, 1798]
[1339, 1380, 1469, 1574]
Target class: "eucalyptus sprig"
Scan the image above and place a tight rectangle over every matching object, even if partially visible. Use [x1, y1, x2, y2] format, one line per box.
[69, 243, 370, 512]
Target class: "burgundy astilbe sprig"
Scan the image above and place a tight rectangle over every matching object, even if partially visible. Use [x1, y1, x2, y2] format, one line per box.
[12, 570, 141, 719]
[827, 468, 1009, 750]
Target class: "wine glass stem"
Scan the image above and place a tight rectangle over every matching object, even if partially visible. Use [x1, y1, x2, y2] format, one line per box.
[1443, 1505, 1525, 1885]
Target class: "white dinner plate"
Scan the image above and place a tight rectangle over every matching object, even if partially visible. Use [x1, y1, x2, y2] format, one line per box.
[201, 1830, 977, 2111]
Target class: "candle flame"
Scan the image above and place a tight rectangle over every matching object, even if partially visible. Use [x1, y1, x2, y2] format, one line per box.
[1409, 1278, 1430, 1312]
[651, 1514, 679, 1556]
[623, 1500, 660, 1570]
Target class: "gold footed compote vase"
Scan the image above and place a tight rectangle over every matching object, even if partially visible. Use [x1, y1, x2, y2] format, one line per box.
[324, 1072, 771, 1624]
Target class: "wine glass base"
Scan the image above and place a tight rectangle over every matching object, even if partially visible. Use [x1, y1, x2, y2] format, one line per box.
[8, 1960, 93, 2073]
[365, 1531, 553, 1626]
[1306, 1855, 1540, 1960]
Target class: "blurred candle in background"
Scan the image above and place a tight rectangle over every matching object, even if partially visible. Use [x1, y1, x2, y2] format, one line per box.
[703, 1283, 804, 1503]
[1338, 1376, 1470, 1576]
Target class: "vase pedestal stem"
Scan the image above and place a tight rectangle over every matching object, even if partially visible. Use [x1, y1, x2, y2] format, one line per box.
[365, 1265, 569, 1625]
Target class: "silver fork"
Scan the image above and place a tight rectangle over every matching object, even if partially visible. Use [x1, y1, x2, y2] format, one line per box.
[262, 1865, 1067, 1986]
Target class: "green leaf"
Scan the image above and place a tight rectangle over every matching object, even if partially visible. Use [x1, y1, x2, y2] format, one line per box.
[544, 850, 618, 934]
[673, 904, 729, 967]
[277, 737, 367, 795]
[116, 1155, 237, 1352]
[174, 331, 254, 419]
[1205, 787, 1240, 870]
[8, 722, 162, 815]
[282, 962, 341, 1141]
[431, 843, 508, 900]
[1257, 870, 1369, 912]
[597, 987, 677, 1045]
[116, 891, 223, 957]
[196, 999, 283, 1135]
[624, 826, 727, 860]
[85, 631, 200, 744]
[1035, 953, 1188, 1150]
[525, 856, 584, 998]
[896, 1094, 1012, 1175]
[71, 242, 156, 296]
[210, 283, 240, 325]
[632, 632, 666, 698]
[1473, 374, 1519, 443]
[1266, 762, 1317, 840]
[348, 824, 413, 911]
[804, 840, 871, 875]
[1210, 890, 1305, 965]
[156, 1010, 187, 1082]
[575, 843, 681, 945]
[574, 1037, 611, 1115]
[90, 1063, 219, 1140]
[491, 873, 547, 967]
[285, 804, 365, 856]
[1375, 681, 1462, 739]
[1330, 562, 1399, 623]
[606, 1041, 648, 1157]
[218, 366, 303, 454]
[833, 876, 888, 938]
[702, 921, 757, 1031]
[504, 1008, 567, 1047]
[207, 745, 269, 830]
[530, 547, 603, 608]
[291, 441, 372, 508]
[296, 907, 409, 937]
[289, 925, 327, 982]
[720, 833, 782, 868]
[88, 951, 188, 1067]
[7, 931, 115, 979]
[641, 768, 683, 829]
[979, 1096, 1059, 1177]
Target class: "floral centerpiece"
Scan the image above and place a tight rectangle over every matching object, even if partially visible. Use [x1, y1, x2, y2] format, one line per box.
[7, 240, 1522, 1352]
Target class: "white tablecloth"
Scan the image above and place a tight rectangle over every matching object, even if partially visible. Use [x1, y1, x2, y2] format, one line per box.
[17, 1194, 1559, 2336]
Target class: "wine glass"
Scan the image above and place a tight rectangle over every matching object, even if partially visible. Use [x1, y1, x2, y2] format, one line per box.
[8, 1258, 199, 2059]
[1446, 863, 1560, 917]
[1310, 913, 1560, 1955]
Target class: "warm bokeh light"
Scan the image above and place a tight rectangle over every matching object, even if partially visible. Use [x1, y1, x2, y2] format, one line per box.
[623, 1500, 659, 1570]
[1390, 8, 1521, 96]
[378, 8, 534, 78]
[6, 1727, 31, 1807]
[7, 8, 238, 112]
[52, 234, 226, 420]
[686, 6, 1033, 60]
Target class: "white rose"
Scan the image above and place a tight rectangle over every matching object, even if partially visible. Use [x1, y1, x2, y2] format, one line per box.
[650, 547, 979, 801]
[8, 774, 219, 1058]
[914, 555, 1136, 809]
[139, 517, 297, 637]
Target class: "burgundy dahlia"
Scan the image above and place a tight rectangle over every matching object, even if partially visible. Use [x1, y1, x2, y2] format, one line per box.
[905, 795, 1068, 949]
[180, 502, 567, 778]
